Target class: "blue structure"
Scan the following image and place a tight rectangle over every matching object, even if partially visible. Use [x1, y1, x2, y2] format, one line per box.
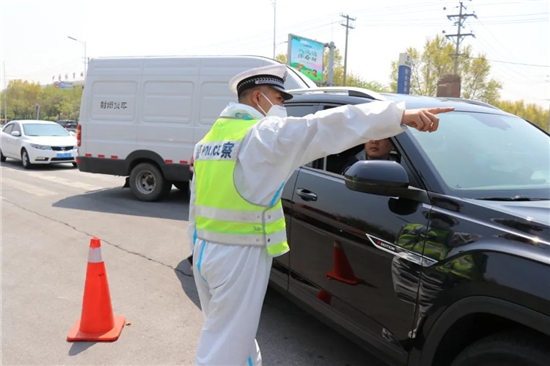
[397, 65, 411, 94]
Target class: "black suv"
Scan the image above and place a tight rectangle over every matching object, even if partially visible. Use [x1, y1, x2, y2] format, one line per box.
[269, 88, 550, 366]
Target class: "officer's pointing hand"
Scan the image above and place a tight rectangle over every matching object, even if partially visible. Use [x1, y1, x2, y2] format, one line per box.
[401, 107, 455, 133]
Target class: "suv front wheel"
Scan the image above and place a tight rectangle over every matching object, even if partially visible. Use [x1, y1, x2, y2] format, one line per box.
[451, 331, 550, 366]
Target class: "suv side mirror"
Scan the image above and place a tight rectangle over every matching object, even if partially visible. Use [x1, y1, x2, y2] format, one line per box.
[345, 160, 428, 202]
[345, 160, 409, 195]
[11, 131, 21, 137]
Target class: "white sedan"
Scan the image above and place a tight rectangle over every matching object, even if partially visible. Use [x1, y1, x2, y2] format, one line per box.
[0, 120, 78, 169]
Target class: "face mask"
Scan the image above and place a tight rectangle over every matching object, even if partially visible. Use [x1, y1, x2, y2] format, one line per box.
[257, 92, 288, 118]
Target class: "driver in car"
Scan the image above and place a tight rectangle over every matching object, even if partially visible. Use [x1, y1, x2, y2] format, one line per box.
[342, 138, 395, 174]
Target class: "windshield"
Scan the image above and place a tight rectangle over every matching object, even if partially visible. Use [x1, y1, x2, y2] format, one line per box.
[23, 123, 69, 137]
[410, 111, 550, 199]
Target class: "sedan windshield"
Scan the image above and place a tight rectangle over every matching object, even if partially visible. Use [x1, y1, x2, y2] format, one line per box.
[410, 111, 550, 199]
[23, 124, 69, 137]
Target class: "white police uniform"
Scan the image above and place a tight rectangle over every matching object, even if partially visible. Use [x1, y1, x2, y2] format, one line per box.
[188, 64, 406, 365]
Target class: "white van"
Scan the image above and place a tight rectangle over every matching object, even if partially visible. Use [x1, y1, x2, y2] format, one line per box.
[77, 56, 315, 201]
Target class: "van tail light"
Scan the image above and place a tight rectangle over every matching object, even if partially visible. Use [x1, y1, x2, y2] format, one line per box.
[190, 156, 194, 174]
[77, 125, 82, 147]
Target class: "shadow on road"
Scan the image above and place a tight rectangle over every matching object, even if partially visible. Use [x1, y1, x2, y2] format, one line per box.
[68, 341, 96, 356]
[175, 257, 201, 309]
[258, 287, 387, 365]
[173, 262, 386, 366]
[53, 187, 189, 221]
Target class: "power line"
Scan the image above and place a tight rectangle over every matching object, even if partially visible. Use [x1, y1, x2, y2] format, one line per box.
[471, 15, 545, 80]
[474, 0, 548, 6]
[482, 12, 549, 18]
[470, 38, 540, 82]
[5, 58, 82, 79]
[470, 58, 549, 68]
[353, 1, 445, 15]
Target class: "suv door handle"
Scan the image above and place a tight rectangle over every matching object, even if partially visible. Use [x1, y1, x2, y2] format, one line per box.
[296, 188, 318, 202]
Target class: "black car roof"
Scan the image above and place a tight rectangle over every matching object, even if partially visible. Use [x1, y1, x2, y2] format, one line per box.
[286, 90, 509, 115]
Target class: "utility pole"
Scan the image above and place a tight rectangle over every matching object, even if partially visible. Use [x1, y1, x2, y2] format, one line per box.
[0, 61, 3, 122]
[272, 0, 277, 59]
[444, 1, 476, 75]
[3, 61, 7, 123]
[340, 13, 355, 86]
[68, 36, 87, 77]
[326, 41, 336, 86]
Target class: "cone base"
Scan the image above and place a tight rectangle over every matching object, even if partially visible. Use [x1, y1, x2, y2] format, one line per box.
[327, 271, 362, 285]
[67, 316, 126, 342]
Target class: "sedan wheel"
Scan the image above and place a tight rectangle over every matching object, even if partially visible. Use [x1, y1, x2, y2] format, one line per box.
[21, 149, 32, 169]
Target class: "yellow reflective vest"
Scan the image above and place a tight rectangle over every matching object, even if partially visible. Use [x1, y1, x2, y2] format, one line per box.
[193, 117, 289, 257]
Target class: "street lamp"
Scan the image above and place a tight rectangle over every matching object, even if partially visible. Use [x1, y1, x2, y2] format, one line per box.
[67, 36, 87, 77]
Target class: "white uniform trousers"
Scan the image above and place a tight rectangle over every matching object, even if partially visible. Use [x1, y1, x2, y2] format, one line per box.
[193, 239, 273, 366]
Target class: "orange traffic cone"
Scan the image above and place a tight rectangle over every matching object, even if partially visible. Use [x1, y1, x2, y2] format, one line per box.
[67, 237, 125, 342]
[326, 240, 363, 285]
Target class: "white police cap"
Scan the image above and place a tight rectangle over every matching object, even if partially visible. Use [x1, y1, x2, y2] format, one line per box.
[229, 64, 293, 100]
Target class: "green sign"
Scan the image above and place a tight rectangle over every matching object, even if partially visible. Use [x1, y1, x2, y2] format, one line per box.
[287, 34, 324, 82]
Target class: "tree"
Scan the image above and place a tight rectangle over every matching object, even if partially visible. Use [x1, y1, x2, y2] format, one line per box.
[39, 86, 70, 119]
[389, 35, 501, 104]
[495, 99, 549, 131]
[0, 80, 42, 119]
[39, 86, 82, 121]
[0, 81, 83, 122]
[276, 48, 390, 93]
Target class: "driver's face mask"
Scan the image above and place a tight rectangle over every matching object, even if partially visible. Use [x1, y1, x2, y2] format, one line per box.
[256, 92, 288, 118]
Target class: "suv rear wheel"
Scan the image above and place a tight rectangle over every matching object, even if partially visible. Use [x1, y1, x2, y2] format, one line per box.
[129, 162, 171, 202]
[451, 331, 550, 366]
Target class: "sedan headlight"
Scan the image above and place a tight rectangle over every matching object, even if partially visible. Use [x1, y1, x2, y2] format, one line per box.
[30, 144, 52, 150]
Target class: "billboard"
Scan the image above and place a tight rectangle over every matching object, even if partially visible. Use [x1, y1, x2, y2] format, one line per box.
[287, 34, 324, 82]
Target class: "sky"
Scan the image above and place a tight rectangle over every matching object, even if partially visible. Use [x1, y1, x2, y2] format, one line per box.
[1, 0, 549, 108]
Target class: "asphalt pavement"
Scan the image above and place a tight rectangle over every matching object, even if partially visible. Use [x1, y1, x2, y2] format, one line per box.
[1, 159, 386, 366]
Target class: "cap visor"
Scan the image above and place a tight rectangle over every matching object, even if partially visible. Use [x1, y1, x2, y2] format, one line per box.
[271, 85, 294, 100]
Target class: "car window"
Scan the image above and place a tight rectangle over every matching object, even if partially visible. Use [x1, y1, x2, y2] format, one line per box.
[410, 111, 550, 199]
[3, 124, 14, 134]
[333, 143, 401, 174]
[285, 104, 319, 117]
[12, 123, 21, 133]
[300, 103, 422, 188]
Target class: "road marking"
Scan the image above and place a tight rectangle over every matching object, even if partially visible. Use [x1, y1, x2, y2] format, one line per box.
[24, 173, 102, 191]
[0, 178, 57, 196]
[63, 170, 125, 184]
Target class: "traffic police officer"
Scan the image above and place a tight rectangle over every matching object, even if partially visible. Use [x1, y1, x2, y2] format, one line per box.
[188, 64, 453, 365]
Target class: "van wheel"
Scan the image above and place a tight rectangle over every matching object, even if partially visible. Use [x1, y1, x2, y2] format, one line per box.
[129, 162, 171, 202]
[21, 149, 32, 169]
[72, 162, 78, 168]
[451, 331, 550, 366]
[173, 182, 189, 192]
[0, 149, 6, 162]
